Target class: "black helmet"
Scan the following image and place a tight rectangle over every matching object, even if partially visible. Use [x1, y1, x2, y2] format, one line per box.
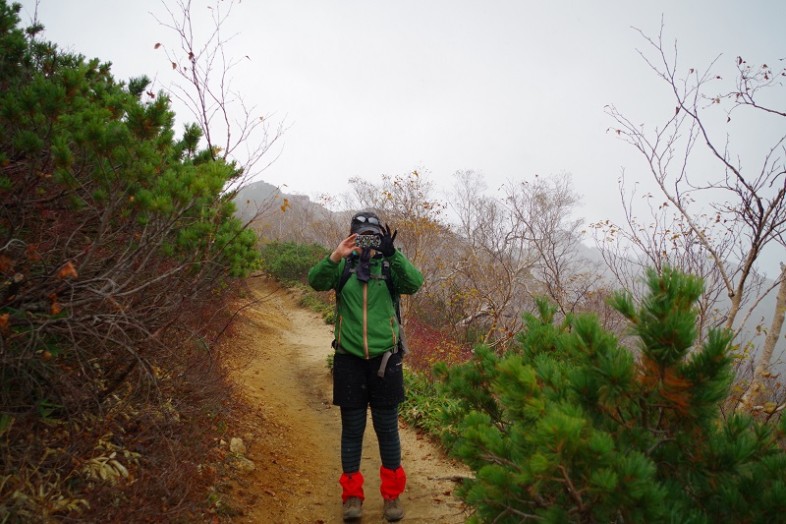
[350, 211, 383, 235]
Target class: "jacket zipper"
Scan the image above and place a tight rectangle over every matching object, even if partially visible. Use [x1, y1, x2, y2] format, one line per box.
[362, 282, 369, 358]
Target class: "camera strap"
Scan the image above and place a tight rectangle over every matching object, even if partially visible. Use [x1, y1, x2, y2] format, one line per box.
[355, 247, 372, 283]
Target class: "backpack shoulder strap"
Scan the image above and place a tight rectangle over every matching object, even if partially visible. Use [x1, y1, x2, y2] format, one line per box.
[336, 254, 357, 296]
[381, 259, 401, 322]
[382, 259, 407, 354]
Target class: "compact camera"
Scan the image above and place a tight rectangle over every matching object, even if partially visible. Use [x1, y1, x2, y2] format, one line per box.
[354, 234, 381, 249]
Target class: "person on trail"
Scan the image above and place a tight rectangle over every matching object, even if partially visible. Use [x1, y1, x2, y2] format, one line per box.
[307, 210, 423, 522]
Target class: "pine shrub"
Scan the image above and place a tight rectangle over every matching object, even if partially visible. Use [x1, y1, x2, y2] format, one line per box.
[259, 240, 329, 284]
[435, 267, 786, 523]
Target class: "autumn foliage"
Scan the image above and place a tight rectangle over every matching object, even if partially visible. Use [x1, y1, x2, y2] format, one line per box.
[404, 316, 473, 374]
[0, 2, 260, 520]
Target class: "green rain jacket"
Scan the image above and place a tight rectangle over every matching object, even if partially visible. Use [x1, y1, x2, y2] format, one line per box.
[308, 250, 423, 359]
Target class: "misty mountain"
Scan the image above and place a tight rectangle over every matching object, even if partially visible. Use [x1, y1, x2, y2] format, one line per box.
[232, 179, 281, 223]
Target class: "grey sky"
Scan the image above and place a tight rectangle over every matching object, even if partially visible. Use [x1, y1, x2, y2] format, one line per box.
[16, 1, 786, 276]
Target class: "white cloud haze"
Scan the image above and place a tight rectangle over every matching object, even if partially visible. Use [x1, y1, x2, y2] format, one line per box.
[17, 0, 786, 276]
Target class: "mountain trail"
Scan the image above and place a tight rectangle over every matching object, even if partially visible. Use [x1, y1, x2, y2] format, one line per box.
[223, 276, 471, 523]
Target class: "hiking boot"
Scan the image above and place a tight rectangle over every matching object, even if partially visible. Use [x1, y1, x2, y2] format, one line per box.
[342, 496, 363, 521]
[383, 498, 404, 521]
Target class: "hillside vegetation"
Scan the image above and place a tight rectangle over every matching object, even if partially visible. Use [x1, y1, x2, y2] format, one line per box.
[1, 2, 259, 520]
[2, 0, 785, 522]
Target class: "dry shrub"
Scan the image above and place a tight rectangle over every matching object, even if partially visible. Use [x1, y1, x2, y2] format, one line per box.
[405, 317, 473, 376]
[0, 283, 252, 523]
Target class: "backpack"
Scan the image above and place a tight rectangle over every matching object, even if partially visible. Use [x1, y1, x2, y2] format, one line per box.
[336, 253, 407, 354]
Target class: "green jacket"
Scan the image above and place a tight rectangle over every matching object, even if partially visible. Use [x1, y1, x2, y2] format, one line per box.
[308, 250, 423, 359]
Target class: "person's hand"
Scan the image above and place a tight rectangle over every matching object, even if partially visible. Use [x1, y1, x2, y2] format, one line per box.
[330, 234, 359, 263]
[379, 224, 397, 257]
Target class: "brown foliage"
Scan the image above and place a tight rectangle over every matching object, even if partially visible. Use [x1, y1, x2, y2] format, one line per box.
[638, 355, 694, 416]
[0, 282, 250, 522]
[405, 316, 474, 375]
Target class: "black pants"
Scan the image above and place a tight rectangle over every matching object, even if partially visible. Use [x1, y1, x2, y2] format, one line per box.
[340, 405, 401, 472]
[332, 351, 404, 408]
[333, 351, 404, 472]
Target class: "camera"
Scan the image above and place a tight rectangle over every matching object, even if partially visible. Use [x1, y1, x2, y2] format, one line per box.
[355, 234, 381, 249]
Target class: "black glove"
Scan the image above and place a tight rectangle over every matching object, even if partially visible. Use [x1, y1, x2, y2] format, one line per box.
[379, 223, 397, 257]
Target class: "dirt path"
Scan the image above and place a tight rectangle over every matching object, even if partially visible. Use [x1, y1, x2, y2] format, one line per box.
[225, 277, 471, 523]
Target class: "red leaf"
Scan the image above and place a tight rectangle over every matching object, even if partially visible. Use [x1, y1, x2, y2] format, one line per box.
[57, 261, 78, 280]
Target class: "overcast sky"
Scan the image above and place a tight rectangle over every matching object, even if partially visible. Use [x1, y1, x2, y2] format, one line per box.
[16, 1, 786, 276]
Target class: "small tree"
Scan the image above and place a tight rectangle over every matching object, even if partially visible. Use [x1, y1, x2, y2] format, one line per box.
[600, 23, 786, 411]
[446, 170, 535, 347]
[445, 171, 610, 349]
[505, 173, 602, 319]
[436, 267, 786, 523]
[153, 0, 285, 193]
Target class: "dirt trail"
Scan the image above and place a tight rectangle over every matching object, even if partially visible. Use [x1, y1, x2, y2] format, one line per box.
[225, 277, 471, 523]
